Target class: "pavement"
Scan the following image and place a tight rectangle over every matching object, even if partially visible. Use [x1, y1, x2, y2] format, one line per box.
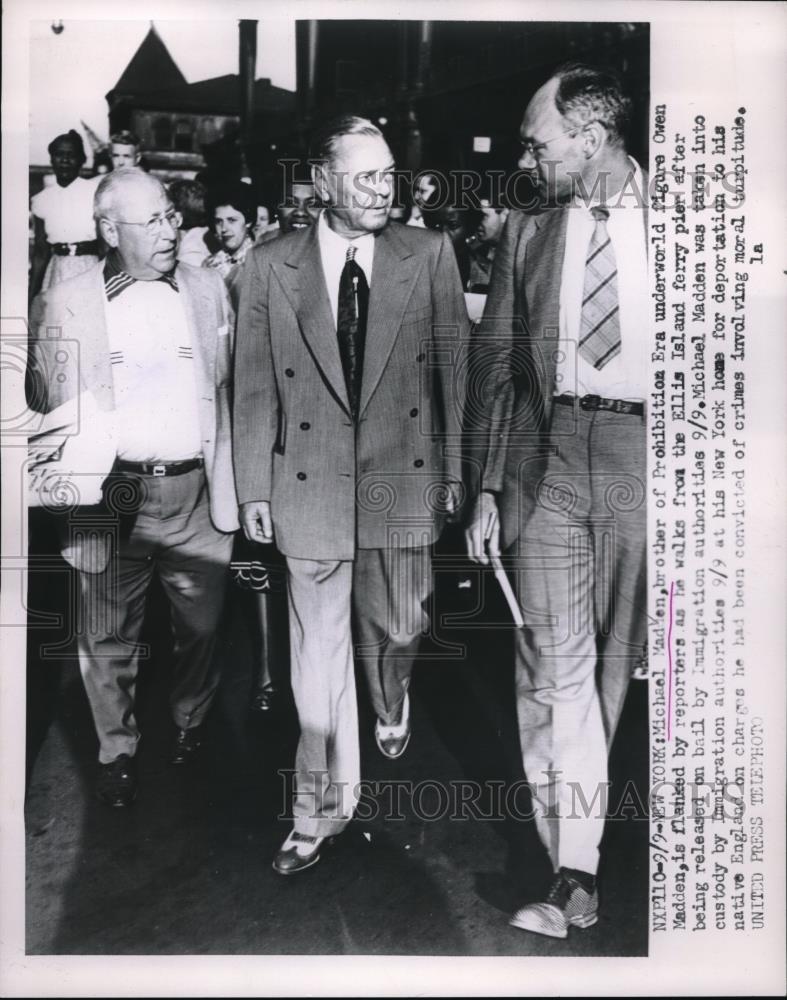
[25, 527, 649, 957]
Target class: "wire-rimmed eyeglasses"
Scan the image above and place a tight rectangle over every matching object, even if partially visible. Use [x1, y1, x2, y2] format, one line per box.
[107, 208, 181, 236]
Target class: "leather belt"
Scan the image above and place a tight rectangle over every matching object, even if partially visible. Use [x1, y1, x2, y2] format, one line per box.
[115, 458, 204, 477]
[50, 240, 100, 257]
[553, 393, 644, 417]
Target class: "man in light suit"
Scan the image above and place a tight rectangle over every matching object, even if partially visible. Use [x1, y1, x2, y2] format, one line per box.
[234, 116, 468, 874]
[29, 169, 238, 807]
[466, 64, 648, 936]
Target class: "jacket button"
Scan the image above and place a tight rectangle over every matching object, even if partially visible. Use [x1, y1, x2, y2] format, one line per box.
[413, 459, 424, 468]
[410, 407, 418, 417]
[297, 472, 307, 481]
[300, 421, 311, 430]
[416, 353, 425, 362]
[285, 368, 295, 377]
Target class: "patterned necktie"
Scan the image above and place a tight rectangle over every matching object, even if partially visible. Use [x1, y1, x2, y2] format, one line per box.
[578, 206, 621, 370]
[336, 243, 369, 420]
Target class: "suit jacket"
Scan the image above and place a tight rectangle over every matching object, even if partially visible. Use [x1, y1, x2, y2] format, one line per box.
[28, 261, 239, 572]
[468, 176, 648, 551]
[233, 219, 469, 560]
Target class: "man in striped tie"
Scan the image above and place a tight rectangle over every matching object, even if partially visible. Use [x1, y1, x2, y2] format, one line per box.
[465, 64, 648, 937]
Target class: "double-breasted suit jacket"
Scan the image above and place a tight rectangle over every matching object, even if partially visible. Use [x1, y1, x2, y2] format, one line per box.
[28, 261, 239, 572]
[233, 219, 469, 560]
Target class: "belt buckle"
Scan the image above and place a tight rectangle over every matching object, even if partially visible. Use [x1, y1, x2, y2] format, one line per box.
[581, 394, 600, 411]
[67, 242, 78, 257]
[152, 464, 166, 477]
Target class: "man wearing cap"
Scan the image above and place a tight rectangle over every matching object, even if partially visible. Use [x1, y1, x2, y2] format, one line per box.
[28, 168, 238, 807]
[466, 63, 648, 937]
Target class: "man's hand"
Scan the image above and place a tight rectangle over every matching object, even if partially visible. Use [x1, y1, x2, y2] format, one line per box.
[465, 490, 500, 565]
[239, 501, 274, 544]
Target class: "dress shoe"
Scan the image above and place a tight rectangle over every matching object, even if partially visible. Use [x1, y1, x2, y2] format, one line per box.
[272, 830, 329, 875]
[95, 753, 138, 807]
[374, 690, 411, 759]
[250, 681, 279, 713]
[170, 725, 205, 765]
[509, 869, 599, 939]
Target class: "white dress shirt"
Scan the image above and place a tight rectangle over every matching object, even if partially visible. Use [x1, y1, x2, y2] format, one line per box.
[103, 279, 203, 462]
[317, 211, 375, 329]
[555, 158, 648, 401]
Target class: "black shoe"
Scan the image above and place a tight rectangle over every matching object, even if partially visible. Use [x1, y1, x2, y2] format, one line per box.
[96, 754, 138, 807]
[250, 682, 279, 713]
[170, 725, 205, 765]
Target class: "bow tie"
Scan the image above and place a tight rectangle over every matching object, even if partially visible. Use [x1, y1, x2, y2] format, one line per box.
[103, 255, 179, 302]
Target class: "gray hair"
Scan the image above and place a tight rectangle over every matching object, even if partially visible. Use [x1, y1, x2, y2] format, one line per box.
[93, 168, 163, 221]
[309, 114, 384, 165]
[553, 63, 632, 146]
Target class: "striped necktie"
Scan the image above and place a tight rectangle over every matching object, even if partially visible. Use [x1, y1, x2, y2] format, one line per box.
[578, 206, 621, 370]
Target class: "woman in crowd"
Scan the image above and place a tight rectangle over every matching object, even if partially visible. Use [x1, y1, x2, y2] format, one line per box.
[204, 182, 288, 714]
[202, 182, 257, 307]
[170, 179, 212, 267]
[29, 130, 101, 301]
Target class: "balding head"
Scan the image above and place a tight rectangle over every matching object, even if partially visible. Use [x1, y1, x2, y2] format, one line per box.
[94, 168, 162, 222]
[519, 64, 632, 204]
[95, 169, 179, 279]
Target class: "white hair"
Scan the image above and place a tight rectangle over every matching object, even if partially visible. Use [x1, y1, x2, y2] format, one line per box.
[93, 168, 163, 221]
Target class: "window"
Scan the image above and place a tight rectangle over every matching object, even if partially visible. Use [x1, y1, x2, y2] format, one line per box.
[174, 119, 193, 153]
[152, 116, 173, 150]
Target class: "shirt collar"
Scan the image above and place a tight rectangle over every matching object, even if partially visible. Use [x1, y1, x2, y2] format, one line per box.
[573, 156, 644, 214]
[318, 209, 375, 259]
[228, 235, 254, 265]
[103, 252, 179, 301]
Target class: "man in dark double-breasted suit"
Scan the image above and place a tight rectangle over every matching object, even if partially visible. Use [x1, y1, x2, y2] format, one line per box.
[233, 116, 469, 874]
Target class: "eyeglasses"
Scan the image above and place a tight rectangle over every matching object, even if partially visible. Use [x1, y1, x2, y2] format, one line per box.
[109, 208, 181, 236]
[519, 122, 592, 160]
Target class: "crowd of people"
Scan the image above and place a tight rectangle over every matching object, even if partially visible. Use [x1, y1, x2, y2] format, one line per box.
[30, 129, 510, 306]
[27, 62, 647, 941]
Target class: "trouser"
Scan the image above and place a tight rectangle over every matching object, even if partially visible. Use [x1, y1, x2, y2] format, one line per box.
[512, 405, 647, 875]
[285, 546, 431, 837]
[251, 590, 289, 692]
[78, 469, 232, 764]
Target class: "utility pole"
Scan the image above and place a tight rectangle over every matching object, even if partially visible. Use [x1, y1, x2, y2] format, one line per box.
[238, 19, 258, 182]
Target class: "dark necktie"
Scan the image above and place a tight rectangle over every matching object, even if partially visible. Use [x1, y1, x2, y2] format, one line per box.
[578, 206, 621, 370]
[336, 243, 369, 420]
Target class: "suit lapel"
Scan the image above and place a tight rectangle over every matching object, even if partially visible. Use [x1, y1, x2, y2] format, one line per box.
[524, 209, 568, 401]
[273, 226, 351, 413]
[359, 225, 421, 417]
